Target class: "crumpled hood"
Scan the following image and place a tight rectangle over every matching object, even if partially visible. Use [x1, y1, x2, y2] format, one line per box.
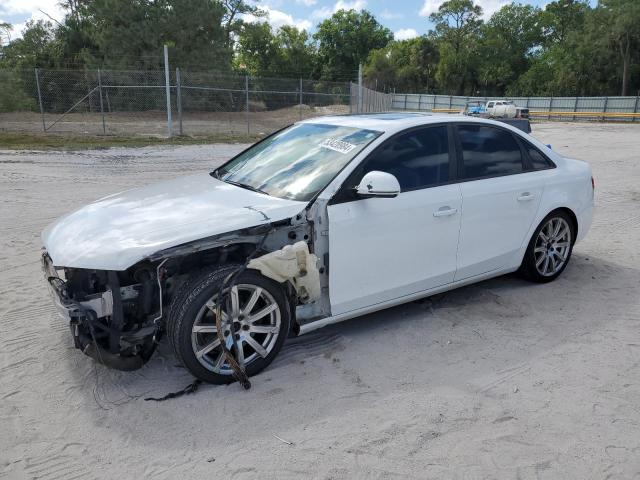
[42, 173, 306, 270]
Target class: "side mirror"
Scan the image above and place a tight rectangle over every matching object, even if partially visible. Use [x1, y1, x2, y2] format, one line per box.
[355, 171, 401, 198]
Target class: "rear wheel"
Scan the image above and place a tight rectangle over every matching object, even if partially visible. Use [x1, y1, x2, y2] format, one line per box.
[167, 266, 290, 384]
[520, 211, 575, 283]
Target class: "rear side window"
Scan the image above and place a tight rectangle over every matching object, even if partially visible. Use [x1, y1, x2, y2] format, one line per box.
[360, 126, 450, 191]
[457, 125, 524, 179]
[526, 145, 554, 170]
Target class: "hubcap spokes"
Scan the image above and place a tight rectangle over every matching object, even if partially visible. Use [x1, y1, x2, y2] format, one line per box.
[534, 217, 571, 277]
[191, 284, 280, 374]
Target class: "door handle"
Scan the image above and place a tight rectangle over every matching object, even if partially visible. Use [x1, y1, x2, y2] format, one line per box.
[433, 206, 458, 217]
[517, 192, 535, 201]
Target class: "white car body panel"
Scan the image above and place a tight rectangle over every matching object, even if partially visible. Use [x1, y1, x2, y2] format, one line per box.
[299, 264, 517, 334]
[455, 173, 544, 280]
[328, 184, 462, 315]
[42, 174, 306, 270]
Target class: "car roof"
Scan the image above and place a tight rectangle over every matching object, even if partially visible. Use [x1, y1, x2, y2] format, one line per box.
[299, 112, 511, 135]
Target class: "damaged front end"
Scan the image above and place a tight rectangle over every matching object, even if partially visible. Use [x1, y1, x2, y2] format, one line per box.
[42, 251, 165, 371]
[41, 216, 327, 372]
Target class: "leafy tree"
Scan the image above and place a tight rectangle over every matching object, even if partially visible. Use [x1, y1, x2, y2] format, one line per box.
[0, 70, 36, 111]
[314, 9, 392, 81]
[235, 22, 278, 75]
[235, 23, 315, 77]
[540, 0, 589, 46]
[221, 0, 265, 49]
[429, 0, 483, 95]
[512, 0, 639, 97]
[272, 26, 316, 77]
[64, 0, 230, 69]
[0, 21, 56, 113]
[0, 22, 12, 47]
[0, 20, 57, 70]
[597, 0, 640, 95]
[364, 37, 439, 93]
[477, 3, 543, 95]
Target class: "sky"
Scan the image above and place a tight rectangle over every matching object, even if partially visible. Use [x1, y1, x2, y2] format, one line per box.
[1, 0, 596, 42]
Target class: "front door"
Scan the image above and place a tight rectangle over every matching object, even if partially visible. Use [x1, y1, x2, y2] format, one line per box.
[327, 125, 462, 316]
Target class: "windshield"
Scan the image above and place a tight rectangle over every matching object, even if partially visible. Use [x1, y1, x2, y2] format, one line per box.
[213, 123, 382, 201]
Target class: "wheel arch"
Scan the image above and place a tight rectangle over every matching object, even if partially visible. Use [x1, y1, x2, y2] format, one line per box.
[518, 206, 577, 282]
[544, 206, 578, 242]
[513, 205, 579, 271]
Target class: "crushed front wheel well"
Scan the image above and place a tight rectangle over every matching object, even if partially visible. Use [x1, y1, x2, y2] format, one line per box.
[169, 242, 261, 276]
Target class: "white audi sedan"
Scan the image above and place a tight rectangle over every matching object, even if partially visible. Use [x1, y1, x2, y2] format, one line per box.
[42, 113, 594, 383]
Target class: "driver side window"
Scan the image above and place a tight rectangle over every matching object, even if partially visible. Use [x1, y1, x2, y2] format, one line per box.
[358, 126, 451, 192]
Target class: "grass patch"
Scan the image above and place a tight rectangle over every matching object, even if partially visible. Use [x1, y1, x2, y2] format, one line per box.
[0, 132, 262, 150]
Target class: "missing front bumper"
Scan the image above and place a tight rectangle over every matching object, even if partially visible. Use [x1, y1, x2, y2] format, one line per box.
[41, 251, 155, 371]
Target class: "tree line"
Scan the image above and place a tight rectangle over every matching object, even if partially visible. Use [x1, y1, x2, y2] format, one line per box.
[0, 0, 639, 98]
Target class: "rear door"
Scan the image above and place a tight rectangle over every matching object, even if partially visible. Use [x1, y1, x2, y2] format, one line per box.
[454, 123, 543, 280]
[327, 125, 462, 316]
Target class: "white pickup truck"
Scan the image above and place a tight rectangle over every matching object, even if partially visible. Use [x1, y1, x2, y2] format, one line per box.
[486, 100, 517, 118]
[464, 100, 529, 119]
[463, 101, 531, 133]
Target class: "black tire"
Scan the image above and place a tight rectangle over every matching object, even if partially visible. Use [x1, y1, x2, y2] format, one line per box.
[166, 265, 290, 384]
[520, 210, 575, 283]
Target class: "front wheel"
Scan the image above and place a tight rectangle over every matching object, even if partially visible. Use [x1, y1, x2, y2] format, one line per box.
[167, 266, 290, 384]
[520, 211, 575, 283]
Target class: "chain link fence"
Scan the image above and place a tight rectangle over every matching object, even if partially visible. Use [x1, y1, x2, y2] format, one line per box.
[0, 68, 354, 137]
[6, 67, 637, 138]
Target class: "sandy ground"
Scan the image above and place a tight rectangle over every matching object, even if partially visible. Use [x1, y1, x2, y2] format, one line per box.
[1, 122, 640, 479]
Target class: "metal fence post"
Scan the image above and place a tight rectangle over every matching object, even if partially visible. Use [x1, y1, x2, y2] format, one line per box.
[35, 68, 47, 132]
[299, 77, 303, 120]
[573, 96, 578, 122]
[349, 82, 353, 114]
[105, 89, 111, 113]
[548, 97, 553, 120]
[602, 96, 609, 122]
[34, 68, 46, 132]
[358, 64, 363, 114]
[176, 67, 183, 136]
[85, 68, 92, 113]
[633, 95, 639, 123]
[97, 69, 106, 134]
[163, 45, 172, 137]
[245, 75, 250, 135]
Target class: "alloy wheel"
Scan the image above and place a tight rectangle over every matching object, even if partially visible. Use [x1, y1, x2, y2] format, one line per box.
[534, 217, 572, 277]
[191, 284, 281, 374]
